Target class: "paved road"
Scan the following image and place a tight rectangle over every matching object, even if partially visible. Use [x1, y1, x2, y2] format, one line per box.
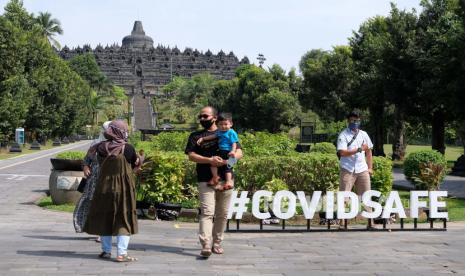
[0, 144, 465, 275]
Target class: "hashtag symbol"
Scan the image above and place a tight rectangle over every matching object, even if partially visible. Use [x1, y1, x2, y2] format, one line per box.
[227, 191, 250, 219]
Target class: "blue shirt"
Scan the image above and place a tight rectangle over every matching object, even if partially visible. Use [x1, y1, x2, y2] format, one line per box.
[217, 129, 239, 151]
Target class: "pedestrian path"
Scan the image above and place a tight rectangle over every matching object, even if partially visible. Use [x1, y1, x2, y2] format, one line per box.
[0, 144, 464, 275]
[393, 168, 465, 198]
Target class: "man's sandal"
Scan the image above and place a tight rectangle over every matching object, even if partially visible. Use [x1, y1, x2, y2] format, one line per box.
[212, 244, 224, 254]
[115, 255, 138, 262]
[200, 247, 212, 257]
[98, 252, 111, 259]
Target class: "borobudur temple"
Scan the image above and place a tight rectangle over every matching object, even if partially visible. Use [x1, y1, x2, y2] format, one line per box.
[59, 21, 249, 130]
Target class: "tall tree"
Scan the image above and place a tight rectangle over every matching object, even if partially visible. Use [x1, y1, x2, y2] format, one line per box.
[210, 65, 301, 132]
[300, 46, 355, 123]
[416, 0, 464, 154]
[351, 16, 390, 156]
[383, 5, 420, 160]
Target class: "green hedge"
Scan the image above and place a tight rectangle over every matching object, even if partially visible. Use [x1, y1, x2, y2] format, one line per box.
[130, 131, 298, 156]
[310, 142, 336, 154]
[403, 150, 447, 188]
[234, 153, 339, 193]
[238, 132, 297, 156]
[150, 131, 191, 152]
[138, 151, 393, 204]
[55, 151, 86, 160]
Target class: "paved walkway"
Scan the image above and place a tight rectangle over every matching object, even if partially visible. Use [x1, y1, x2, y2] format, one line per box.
[393, 168, 465, 198]
[0, 145, 465, 275]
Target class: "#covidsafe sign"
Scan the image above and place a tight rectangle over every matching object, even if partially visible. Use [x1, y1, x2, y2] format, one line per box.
[227, 190, 449, 220]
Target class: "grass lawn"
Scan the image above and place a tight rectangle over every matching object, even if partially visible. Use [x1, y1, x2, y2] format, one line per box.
[0, 141, 56, 160]
[37, 196, 75, 213]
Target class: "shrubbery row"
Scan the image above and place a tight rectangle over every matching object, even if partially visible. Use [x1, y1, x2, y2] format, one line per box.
[133, 131, 394, 204]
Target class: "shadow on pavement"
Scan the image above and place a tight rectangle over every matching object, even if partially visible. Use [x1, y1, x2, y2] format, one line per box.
[22, 236, 209, 260]
[24, 235, 93, 241]
[129, 243, 206, 259]
[17, 250, 99, 260]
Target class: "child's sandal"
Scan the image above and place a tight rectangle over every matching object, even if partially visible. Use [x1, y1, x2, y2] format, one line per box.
[222, 183, 234, 190]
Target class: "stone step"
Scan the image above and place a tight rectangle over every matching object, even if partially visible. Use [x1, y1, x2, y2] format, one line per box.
[133, 94, 153, 130]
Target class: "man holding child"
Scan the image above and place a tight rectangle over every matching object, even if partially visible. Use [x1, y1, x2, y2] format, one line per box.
[184, 106, 243, 257]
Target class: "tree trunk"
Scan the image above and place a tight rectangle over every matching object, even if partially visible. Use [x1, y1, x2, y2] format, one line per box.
[392, 109, 406, 160]
[432, 109, 445, 154]
[370, 106, 385, 157]
[455, 124, 465, 155]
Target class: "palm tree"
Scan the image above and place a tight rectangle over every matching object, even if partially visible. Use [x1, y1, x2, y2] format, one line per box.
[90, 91, 114, 126]
[35, 11, 63, 49]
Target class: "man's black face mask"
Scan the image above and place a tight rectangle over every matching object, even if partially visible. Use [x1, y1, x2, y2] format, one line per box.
[200, 119, 214, 129]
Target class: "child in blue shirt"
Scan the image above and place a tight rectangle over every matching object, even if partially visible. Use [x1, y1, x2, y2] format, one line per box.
[197, 113, 238, 190]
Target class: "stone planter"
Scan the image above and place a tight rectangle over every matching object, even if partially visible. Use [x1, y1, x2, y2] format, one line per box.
[50, 159, 83, 171]
[49, 158, 84, 205]
[49, 170, 83, 205]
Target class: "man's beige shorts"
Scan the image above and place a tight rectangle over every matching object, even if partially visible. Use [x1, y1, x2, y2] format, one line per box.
[339, 169, 371, 195]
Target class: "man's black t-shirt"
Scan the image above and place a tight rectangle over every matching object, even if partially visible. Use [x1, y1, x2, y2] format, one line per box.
[184, 129, 240, 182]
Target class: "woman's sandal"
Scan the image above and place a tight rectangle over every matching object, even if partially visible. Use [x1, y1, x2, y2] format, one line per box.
[115, 254, 138, 262]
[212, 244, 224, 254]
[98, 252, 111, 259]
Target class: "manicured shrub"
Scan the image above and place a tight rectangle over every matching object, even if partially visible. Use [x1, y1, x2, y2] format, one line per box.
[310, 142, 336, 154]
[412, 162, 447, 191]
[139, 151, 196, 204]
[404, 150, 447, 189]
[371, 156, 393, 196]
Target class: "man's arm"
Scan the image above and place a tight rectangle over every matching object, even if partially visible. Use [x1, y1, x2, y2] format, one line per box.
[366, 148, 373, 175]
[187, 151, 225, 166]
[338, 144, 370, 157]
[365, 132, 374, 174]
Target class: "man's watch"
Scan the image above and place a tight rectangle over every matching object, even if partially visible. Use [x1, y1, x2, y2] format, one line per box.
[357, 147, 362, 153]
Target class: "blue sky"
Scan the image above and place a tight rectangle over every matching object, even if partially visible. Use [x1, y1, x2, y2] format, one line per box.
[2, 0, 420, 72]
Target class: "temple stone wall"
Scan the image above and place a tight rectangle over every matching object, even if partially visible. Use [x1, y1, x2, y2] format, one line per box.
[58, 21, 249, 129]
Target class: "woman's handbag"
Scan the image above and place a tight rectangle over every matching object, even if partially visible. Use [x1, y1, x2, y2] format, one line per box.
[77, 177, 87, 193]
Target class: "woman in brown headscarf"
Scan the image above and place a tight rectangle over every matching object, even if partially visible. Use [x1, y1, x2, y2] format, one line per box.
[83, 120, 140, 262]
